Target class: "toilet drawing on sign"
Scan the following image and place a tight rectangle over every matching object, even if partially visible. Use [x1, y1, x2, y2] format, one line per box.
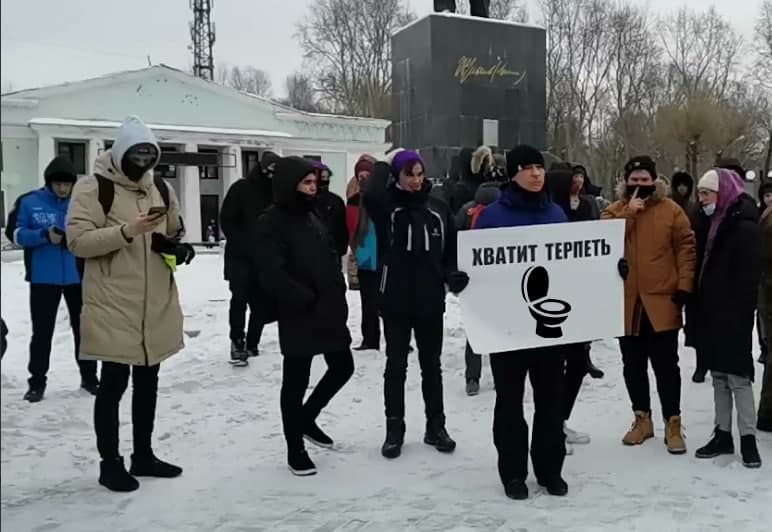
[521, 265, 572, 339]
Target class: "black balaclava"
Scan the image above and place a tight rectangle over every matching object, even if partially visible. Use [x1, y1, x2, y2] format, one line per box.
[122, 143, 160, 181]
[273, 156, 318, 213]
[261, 151, 281, 180]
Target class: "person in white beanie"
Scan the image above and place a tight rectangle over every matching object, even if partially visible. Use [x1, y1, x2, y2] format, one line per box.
[686, 168, 762, 468]
[67, 116, 193, 492]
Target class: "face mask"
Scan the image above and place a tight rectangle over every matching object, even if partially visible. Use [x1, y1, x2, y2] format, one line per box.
[626, 184, 656, 199]
[702, 203, 716, 216]
[295, 191, 316, 210]
[122, 144, 158, 182]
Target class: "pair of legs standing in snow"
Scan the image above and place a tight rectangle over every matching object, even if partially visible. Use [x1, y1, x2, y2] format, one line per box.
[280, 350, 355, 475]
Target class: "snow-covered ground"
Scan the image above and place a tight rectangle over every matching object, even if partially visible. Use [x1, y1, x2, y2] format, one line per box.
[2, 253, 771, 531]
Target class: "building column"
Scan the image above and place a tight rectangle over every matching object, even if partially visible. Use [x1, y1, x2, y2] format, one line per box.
[179, 143, 201, 243]
[88, 138, 104, 176]
[37, 134, 55, 186]
[222, 144, 242, 194]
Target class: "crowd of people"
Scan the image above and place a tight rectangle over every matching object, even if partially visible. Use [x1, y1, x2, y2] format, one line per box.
[3, 114, 770, 499]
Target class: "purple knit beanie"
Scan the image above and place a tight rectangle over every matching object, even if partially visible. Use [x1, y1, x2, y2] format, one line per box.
[391, 150, 424, 176]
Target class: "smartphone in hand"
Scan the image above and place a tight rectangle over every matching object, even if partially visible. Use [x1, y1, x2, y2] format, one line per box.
[148, 206, 168, 218]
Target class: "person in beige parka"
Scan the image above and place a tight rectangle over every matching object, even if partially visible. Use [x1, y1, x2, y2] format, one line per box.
[67, 116, 193, 492]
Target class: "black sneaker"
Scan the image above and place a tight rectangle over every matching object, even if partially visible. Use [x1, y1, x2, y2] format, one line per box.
[586, 360, 604, 379]
[246, 347, 259, 358]
[466, 378, 480, 396]
[504, 479, 528, 500]
[692, 368, 707, 383]
[740, 435, 762, 469]
[304, 421, 334, 449]
[130, 453, 183, 478]
[288, 450, 317, 476]
[81, 379, 99, 396]
[229, 339, 248, 367]
[381, 418, 405, 459]
[23, 386, 45, 403]
[538, 477, 568, 496]
[424, 419, 456, 453]
[695, 428, 734, 459]
[99, 457, 139, 492]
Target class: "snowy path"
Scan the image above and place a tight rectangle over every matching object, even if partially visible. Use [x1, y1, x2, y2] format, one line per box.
[2, 253, 771, 531]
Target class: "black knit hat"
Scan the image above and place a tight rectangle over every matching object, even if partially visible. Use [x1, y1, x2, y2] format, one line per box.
[44, 155, 77, 185]
[572, 164, 587, 177]
[716, 157, 746, 180]
[624, 156, 656, 180]
[506, 145, 544, 177]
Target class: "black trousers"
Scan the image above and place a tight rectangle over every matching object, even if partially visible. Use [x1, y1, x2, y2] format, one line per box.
[358, 270, 381, 348]
[490, 347, 566, 485]
[383, 314, 445, 422]
[228, 267, 264, 348]
[563, 343, 590, 420]
[28, 283, 97, 388]
[465, 340, 482, 381]
[94, 362, 160, 460]
[434, 0, 489, 17]
[618, 311, 681, 420]
[280, 350, 355, 453]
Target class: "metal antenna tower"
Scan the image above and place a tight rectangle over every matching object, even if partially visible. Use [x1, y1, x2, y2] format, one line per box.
[190, 0, 216, 81]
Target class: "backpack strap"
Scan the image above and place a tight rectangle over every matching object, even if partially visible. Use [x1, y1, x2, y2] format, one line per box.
[95, 175, 114, 217]
[154, 175, 170, 209]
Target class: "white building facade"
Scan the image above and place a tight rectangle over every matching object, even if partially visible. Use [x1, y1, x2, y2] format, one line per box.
[1, 65, 389, 242]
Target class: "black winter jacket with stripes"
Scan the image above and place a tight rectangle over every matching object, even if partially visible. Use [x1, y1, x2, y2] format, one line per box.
[363, 161, 458, 319]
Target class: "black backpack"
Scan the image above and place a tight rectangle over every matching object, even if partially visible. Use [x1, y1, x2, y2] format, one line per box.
[95, 174, 170, 217]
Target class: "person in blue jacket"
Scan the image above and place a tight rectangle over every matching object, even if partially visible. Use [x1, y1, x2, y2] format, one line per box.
[474, 145, 570, 501]
[13, 155, 98, 402]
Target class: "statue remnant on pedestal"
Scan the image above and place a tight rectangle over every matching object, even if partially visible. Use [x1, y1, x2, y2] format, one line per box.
[434, 0, 490, 18]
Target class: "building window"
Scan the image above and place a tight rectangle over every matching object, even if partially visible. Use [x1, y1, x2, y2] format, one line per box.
[56, 141, 87, 176]
[199, 148, 220, 180]
[242, 150, 260, 178]
[155, 146, 178, 180]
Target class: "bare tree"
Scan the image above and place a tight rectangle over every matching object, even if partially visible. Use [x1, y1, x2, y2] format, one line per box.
[296, 0, 415, 117]
[754, 0, 772, 175]
[216, 63, 273, 97]
[281, 72, 323, 113]
[488, 0, 528, 21]
[659, 7, 743, 102]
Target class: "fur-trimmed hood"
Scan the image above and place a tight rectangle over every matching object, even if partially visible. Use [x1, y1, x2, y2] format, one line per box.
[471, 145, 493, 176]
[615, 178, 669, 203]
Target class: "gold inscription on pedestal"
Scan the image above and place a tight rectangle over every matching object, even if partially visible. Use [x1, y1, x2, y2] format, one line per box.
[454, 56, 526, 85]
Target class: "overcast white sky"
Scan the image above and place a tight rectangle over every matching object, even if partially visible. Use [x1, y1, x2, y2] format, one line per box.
[0, 0, 761, 96]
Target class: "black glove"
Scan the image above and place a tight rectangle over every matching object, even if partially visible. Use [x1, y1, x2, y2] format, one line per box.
[446, 270, 470, 295]
[617, 258, 629, 281]
[672, 289, 691, 307]
[151, 233, 195, 265]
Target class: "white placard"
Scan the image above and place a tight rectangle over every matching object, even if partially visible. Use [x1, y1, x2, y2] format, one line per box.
[458, 219, 626, 354]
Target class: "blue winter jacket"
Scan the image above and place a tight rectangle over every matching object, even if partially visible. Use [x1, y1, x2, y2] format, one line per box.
[13, 187, 81, 285]
[475, 183, 568, 229]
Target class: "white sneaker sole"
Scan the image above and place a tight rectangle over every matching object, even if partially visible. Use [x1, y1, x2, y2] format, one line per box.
[304, 434, 334, 449]
[289, 465, 317, 476]
[228, 359, 248, 367]
[565, 434, 591, 445]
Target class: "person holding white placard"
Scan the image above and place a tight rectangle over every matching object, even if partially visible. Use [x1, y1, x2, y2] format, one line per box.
[602, 156, 696, 455]
[474, 145, 570, 500]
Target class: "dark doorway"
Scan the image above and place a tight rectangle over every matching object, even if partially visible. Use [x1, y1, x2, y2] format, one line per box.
[200, 194, 220, 243]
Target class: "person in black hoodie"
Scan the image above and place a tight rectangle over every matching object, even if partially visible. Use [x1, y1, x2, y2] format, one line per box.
[547, 164, 605, 453]
[314, 162, 349, 258]
[450, 146, 492, 213]
[363, 148, 468, 460]
[687, 168, 762, 468]
[220, 150, 280, 365]
[670, 171, 696, 215]
[254, 156, 354, 476]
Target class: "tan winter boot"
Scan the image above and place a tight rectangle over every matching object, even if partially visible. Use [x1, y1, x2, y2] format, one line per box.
[622, 411, 655, 445]
[665, 416, 687, 455]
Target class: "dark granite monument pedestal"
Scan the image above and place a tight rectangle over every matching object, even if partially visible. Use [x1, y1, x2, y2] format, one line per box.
[391, 13, 546, 179]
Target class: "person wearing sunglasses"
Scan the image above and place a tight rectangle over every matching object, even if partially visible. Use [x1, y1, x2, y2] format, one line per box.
[363, 148, 469, 460]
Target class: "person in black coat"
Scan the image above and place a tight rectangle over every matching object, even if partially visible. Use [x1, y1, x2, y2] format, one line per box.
[547, 165, 605, 452]
[254, 156, 354, 477]
[449, 146, 492, 213]
[314, 162, 349, 258]
[687, 168, 762, 468]
[219, 150, 279, 365]
[363, 148, 469, 460]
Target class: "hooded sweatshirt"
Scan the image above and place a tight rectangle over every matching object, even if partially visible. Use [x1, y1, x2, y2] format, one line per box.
[110, 115, 161, 173]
